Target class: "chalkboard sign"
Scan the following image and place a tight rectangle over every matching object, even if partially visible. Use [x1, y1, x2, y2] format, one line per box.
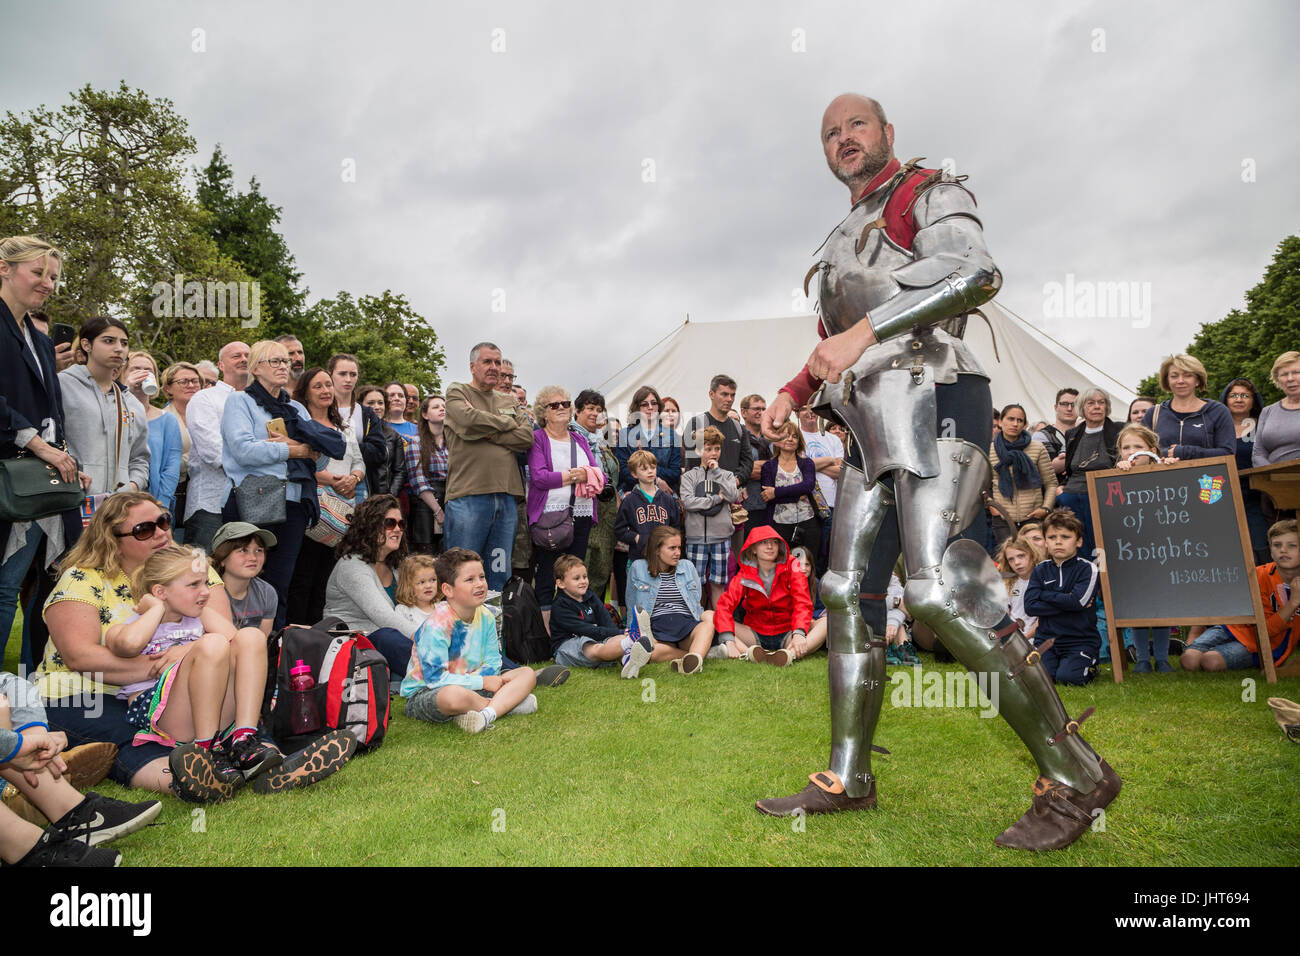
[1085, 455, 1274, 683]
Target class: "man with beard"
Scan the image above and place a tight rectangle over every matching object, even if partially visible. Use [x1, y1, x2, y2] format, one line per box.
[755, 94, 1119, 851]
[275, 335, 306, 386]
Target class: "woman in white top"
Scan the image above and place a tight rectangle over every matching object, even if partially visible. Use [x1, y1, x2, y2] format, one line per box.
[526, 385, 600, 617]
[287, 366, 366, 624]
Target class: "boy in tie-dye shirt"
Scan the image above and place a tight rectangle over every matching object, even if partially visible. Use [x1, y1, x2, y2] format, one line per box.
[401, 548, 538, 733]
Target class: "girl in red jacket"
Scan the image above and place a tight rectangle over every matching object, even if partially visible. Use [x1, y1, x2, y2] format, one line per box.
[714, 525, 814, 666]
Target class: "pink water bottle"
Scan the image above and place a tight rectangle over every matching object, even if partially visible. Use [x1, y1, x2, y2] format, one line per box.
[289, 660, 320, 734]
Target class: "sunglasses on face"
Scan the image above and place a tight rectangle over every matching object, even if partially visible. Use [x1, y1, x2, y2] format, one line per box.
[547, 400, 572, 410]
[116, 513, 172, 541]
[384, 517, 406, 531]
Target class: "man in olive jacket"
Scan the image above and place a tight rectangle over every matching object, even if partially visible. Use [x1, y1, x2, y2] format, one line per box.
[443, 341, 534, 591]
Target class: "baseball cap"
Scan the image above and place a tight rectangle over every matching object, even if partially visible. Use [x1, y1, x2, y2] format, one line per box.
[210, 521, 278, 553]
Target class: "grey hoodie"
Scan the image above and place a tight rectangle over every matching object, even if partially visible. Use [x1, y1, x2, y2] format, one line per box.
[680, 464, 743, 542]
[58, 364, 151, 495]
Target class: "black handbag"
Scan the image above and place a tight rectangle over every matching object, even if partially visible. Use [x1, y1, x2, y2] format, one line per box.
[235, 474, 287, 526]
[530, 439, 576, 550]
[0, 449, 84, 522]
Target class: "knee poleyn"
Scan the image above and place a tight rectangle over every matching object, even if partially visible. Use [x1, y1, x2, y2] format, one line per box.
[902, 577, 955, 628]
[820, 569, 861, 614]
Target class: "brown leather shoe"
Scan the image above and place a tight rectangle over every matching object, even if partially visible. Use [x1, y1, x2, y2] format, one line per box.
[755, 771, 878, 817]
[994, 759, 1121, 851]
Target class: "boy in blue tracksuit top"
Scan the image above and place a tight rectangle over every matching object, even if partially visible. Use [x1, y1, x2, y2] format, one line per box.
[549, 554, 642, 670]
[1024, 509, 1101, 685]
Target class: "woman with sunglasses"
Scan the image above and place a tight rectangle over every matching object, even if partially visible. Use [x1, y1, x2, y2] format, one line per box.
[0, 237, 87, 668]
[527, 385, 602, 618]
[220, 341, 345, 629]
[614, 384, 682, 493]
[322, 494, 417, 679]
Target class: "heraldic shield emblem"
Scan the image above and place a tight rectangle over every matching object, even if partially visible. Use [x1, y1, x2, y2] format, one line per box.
[1198, 474, 1225, 504]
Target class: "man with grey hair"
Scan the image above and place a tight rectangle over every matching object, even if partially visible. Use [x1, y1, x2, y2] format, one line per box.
[274, 334, 306, 385]
[195, 359, 219, 389]
[185, 340, 252, 551]
[444, 342, 534, 591]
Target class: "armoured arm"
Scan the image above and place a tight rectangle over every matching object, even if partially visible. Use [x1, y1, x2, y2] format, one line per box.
[865, 184, 1001, 343]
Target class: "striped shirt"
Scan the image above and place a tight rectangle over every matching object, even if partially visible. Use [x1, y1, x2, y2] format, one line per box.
[653, 571, 692, 618]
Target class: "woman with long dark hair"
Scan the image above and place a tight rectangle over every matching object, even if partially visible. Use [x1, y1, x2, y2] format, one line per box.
[322, 494, 416, 678]
[287, 366, 366, 623]
[404, 394, 449, 554]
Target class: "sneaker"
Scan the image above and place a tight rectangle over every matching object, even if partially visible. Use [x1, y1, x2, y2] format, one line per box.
[11, 827, 120, 867]
[227, 734, 284, 780]
[1155, 660, 1175, 673]
[705, 645, 730, 660]
[621, 636, 653, 679]
[251, 730, 357, 794]
[1125, 645, 1138, 664]
[884, 644, 906, 666]
[1168, 637, 1187, 656]
[511, 694, 539, 716]
[169, 743, 238, 804]
[534, 664, 570, 687]
[454, 710, 489, 734]
[670, 652, 703, 675]
[752, 647, 792, 667]
[207, 739, 248, 791]
[896, 642, 920, 665]
[50, 792, 162, 847]
[1133, 660, 1152, 674]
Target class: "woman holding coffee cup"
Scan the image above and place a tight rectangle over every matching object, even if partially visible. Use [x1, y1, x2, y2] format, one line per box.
[123, 350, 182, 513]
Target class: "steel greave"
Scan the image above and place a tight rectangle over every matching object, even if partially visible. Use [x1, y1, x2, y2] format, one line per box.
[821, 468, 892, 798]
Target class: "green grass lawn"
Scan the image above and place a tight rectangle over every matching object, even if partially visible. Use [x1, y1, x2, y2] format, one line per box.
[6, 620, 1299, 866]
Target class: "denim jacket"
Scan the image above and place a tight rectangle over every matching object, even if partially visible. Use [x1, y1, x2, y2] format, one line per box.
[627, 558, 704, 620]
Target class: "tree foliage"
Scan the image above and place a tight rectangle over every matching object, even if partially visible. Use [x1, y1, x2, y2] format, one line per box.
[1138, 235, 1300, 404]
[0, 82, 252, 365]
[195, 145, 307, 336]
[303, 291, 445, 393]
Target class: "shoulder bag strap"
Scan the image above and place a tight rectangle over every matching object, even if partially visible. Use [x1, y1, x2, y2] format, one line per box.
[112, 385, 125, 490]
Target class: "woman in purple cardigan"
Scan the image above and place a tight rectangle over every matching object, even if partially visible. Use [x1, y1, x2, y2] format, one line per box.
[761, 421, 823, 559]
[527, 385, 601, 614]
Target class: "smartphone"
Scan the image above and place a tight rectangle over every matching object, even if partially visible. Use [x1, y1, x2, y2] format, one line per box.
[266, 418, 288, 439]
[52, 323, 76, 348]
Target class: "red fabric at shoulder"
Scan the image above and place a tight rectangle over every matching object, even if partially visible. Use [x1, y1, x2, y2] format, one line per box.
[881, 166, 937, 251]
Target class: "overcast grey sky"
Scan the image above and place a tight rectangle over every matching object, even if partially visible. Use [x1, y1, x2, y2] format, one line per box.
[5, 0, 1297, 399]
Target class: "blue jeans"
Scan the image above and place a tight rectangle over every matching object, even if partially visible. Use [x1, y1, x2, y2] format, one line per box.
[0, 528, 44, 667]
[367, 627, 413, 680]
[443, 493, 518, 592]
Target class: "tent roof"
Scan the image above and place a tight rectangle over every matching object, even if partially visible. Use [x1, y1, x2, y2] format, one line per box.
[597, 301, 1136, 428]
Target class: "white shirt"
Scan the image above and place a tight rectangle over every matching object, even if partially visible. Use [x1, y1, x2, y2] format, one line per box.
[802, 429, 844, 509]
[543, 436, 594, 518]
[184, 381, 234, 519]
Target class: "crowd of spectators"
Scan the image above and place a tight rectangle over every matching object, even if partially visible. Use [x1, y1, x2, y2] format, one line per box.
[1, 233, 1297, 864]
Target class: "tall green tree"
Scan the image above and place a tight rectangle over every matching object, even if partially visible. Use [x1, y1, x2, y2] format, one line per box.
[195, 145, 307, 336]
[0, 82, 252, 365]
[1137, 235, 1300, 404]
[303, 291, 445, 392]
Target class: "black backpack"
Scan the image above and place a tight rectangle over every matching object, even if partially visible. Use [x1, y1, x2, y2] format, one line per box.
[499, 577, 552, 664]
[262, 618, 390, 754]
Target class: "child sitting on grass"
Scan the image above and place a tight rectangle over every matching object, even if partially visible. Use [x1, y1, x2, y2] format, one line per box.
[209, 522, 279, 635]
[549, 554, 651, 678]
[394, 554, 439, 634]
[107, 544, 282, 786]
[714, 525, 814, 667]
[1182, 519, 1300, 672]
[401, 548, 538, 734]
[997, 533, 1042, 642]
[615, 449, 682, 580]
[1023, 509, 1101, 685]
[1112, 424, 1177, 671]
[627, 526, 718, 675]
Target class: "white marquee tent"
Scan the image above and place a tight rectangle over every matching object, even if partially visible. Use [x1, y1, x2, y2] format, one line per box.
[597, 301, 1136, 429]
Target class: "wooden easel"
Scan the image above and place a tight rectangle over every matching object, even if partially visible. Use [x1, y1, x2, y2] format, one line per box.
[1087, 457, 1277, 684]
[1240, 460, 1300, 677]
